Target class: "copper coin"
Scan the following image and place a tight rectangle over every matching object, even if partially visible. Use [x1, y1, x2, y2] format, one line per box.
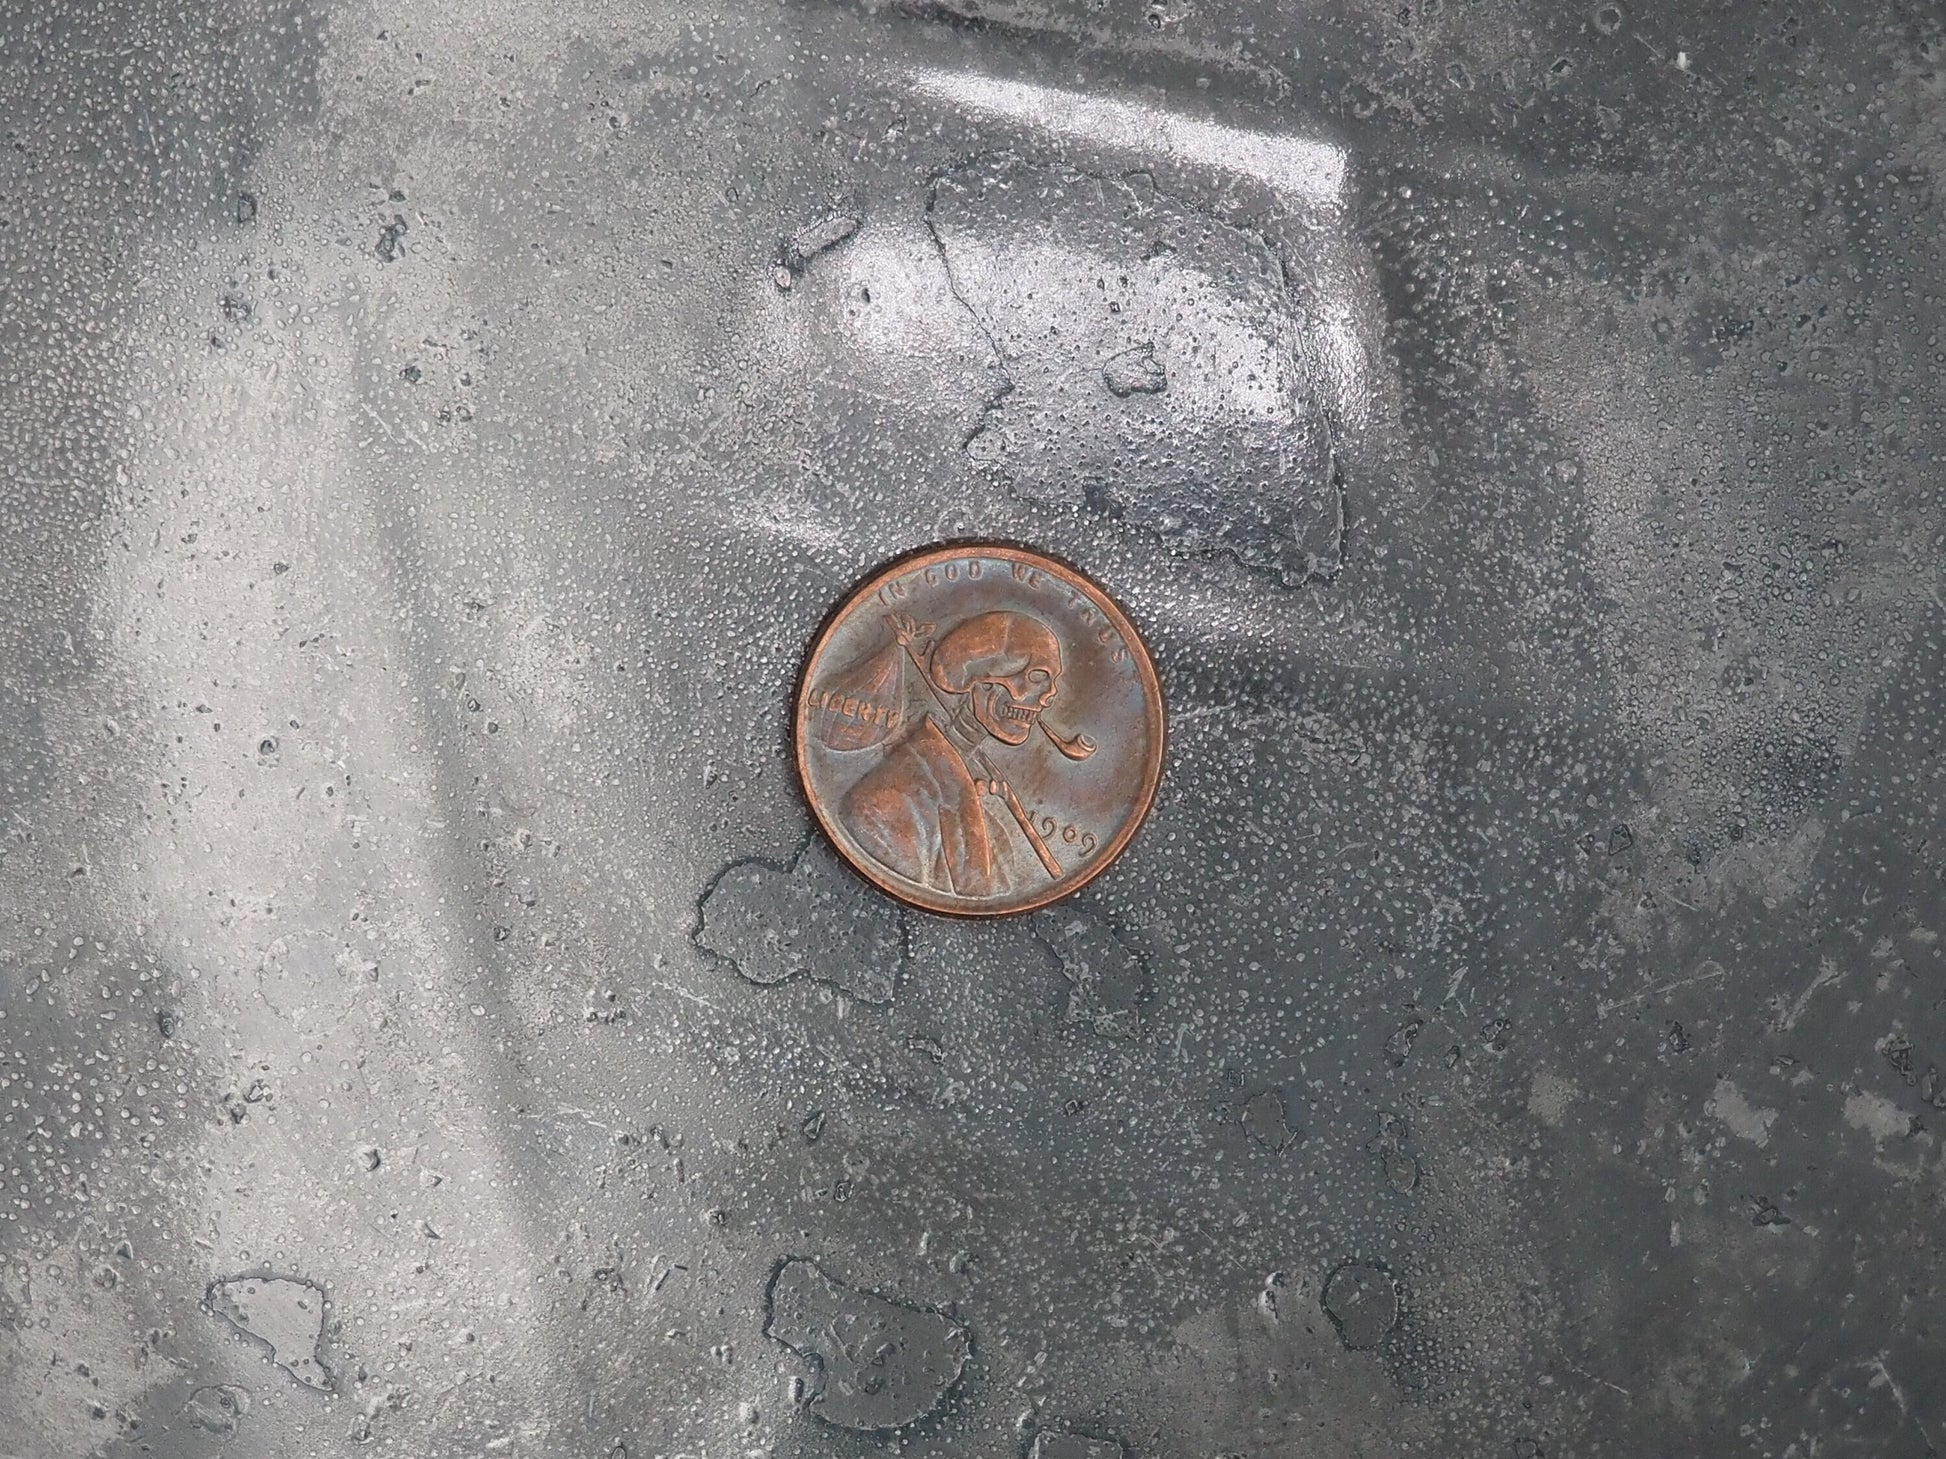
[795, 545, 1164, 917]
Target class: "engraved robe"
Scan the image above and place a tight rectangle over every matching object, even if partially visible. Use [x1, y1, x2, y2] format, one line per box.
[840, 717, 1031, 898]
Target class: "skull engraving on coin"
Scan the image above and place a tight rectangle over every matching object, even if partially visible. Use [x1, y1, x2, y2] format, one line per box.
[796, 547, 1163, 917]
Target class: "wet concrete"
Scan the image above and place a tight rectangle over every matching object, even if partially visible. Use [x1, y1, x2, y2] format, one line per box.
[0, 0, 1943, 1456]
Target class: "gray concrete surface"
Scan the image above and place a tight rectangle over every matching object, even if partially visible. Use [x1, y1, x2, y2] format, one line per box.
[1, 1, 1943, 1455]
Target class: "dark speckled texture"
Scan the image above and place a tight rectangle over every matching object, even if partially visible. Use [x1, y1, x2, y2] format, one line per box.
[0, 1, 1942, 1455]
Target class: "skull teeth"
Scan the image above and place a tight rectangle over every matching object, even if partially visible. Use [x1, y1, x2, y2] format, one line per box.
[999, 701, 1039, 722]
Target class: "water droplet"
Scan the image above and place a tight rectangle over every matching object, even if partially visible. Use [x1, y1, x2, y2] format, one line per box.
[183, 1383, 251, 1435]
[375, 215, 408, 263]
[206, 1275, 331, 1390]
[765, 1258, 969, 1430]
[695, 840, 905, 1004]
[1242, 1090, 1297, 1151]
[1384, 1017, 1424, 1067]
[1750, 1196, 1791, 1227]
[781, 210, 860, 275]
[1031, 1433, 1127, 1459]
[1035, 909, 1149, 1039]
[1321, 1261, 1399, 1350]
[1101, 343, 1168, 397]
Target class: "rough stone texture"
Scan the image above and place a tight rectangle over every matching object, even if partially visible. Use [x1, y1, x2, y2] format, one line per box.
[0, 1, 1942, 1456]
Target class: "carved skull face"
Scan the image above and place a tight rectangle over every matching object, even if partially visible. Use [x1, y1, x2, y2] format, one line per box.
[928, 611, 1062, 747]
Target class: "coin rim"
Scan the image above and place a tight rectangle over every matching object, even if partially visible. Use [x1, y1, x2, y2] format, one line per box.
[793, 543, 1165, 919]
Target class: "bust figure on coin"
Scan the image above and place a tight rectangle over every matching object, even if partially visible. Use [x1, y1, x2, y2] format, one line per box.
[796, 546, 1163, 918]
[842, 611, 1062, 898]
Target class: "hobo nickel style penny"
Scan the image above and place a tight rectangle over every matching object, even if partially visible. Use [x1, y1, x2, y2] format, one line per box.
[795, 545, 1164, 917]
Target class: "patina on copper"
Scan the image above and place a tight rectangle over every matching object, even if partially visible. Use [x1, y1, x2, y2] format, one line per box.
[795, 545, 1164, 917]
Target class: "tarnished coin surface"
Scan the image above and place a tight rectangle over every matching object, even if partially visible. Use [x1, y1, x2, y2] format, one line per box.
[795, 545, 1164, 917]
